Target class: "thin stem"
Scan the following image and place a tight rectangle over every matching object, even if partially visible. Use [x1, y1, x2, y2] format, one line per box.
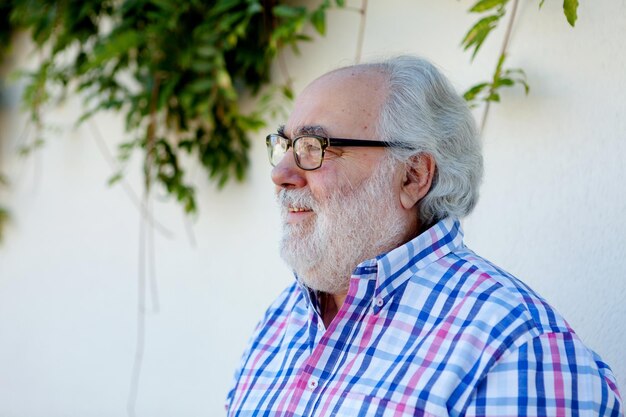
[127, 73, 163, 416]
[127, 190, 148, 417]
[480, 0, 519, 133]
[144, 74, 161, 190]
[499, 0, 519, 57]
[354, 0, 369, 64]
[147, 193, 160, 313]
[87, 120, 174, 239]
[183, 212, 198, 248]
[181, 163, 198, 248]
[277, 49, 293, 92]
[11, 120, 32, 150]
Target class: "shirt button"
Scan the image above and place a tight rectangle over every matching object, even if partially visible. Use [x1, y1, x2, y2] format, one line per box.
[374, 297, 384, 307]
[307, 378, 318, 390]
[317, 322, 324, 331]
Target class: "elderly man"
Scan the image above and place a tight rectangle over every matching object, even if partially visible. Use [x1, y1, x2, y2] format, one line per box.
[226, 56, 622, 416]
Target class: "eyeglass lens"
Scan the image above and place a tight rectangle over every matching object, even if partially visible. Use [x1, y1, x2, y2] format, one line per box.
[269, 135, 288, 167]
[268, 135, 325, 170]
[293, 137, 323, 169]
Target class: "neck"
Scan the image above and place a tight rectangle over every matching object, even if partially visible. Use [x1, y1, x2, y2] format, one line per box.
[320, 292, 347, 327]
[332, 292, 347, 312]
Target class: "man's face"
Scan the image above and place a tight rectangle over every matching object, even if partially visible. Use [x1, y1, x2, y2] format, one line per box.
[271, 68, 409, 294]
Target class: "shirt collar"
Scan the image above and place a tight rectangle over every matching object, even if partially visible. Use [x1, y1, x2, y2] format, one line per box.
[294, 217, 465, 310]
[370, 217, 464, 304]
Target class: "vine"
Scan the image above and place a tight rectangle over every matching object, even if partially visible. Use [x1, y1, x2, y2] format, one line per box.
[353, 0, 368, 64]
[461, 0, 580, 132]
[0, 0, 345, 242]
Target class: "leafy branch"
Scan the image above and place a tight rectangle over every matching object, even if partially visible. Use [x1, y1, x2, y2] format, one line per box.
[462, 0, 580, 131]
[464, 53, 529, 106]
[0, 0, 344, 219]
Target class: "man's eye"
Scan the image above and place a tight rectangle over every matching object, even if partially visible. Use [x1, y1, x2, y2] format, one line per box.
[304, 143, 321, 153]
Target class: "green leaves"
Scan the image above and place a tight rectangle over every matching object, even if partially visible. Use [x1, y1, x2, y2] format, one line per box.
[470, 0, 508, 13]
[462, 0, 579, 119]
[462, 14, 502, 59]
[538, 0, 578, 25]
[563, 0, 579, 26]
[463, 82, 490, 104]
[2, 0, 334, 215]
[107, 172, 124, 186]
[78, 30, 142, 74]
[462, 0, 508, 60]
[272, 5, 307, 19]
[463, 53, 529, 108]
[310, 8, 327, 35]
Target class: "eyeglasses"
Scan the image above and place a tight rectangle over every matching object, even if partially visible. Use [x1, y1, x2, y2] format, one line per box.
[266, 133, 394, 171]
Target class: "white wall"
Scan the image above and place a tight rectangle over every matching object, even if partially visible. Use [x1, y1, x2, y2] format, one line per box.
[1, 1, 624, 416]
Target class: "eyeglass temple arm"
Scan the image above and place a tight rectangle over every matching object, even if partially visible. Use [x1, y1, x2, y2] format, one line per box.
[327, 138, 393, 147]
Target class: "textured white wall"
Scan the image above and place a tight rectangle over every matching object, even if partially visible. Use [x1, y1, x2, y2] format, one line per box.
[0, 1, 624, 416]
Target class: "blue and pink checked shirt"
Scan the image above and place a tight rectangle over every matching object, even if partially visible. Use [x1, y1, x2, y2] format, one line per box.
[226, 218, 622, 416]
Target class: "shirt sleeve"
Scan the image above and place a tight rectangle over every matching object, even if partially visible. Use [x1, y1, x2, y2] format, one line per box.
[463, 332, 623, 417]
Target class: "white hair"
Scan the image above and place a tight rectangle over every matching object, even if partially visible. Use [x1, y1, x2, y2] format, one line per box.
[354, 56, 483, 225]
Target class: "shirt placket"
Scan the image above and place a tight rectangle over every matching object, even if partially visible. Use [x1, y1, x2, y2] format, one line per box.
[294, 268, 379, 416]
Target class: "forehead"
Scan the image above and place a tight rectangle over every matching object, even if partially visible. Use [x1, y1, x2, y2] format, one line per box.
[285, 68, 388, 138]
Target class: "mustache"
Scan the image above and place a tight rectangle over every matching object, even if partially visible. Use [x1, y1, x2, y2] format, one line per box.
[277, 188, 318, 211]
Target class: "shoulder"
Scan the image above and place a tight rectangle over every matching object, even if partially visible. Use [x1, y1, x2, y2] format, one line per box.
[396, 245, 576, 370]
[462, 331, 623, 416]
[399, 247, 622, 415]
[425, 245, 571, 335]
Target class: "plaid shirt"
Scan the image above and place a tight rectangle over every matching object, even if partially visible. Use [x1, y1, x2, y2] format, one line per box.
[226, 218, 622, 416]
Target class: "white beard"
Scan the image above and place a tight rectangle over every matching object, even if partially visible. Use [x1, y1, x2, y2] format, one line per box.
[278, 156, 407, 294]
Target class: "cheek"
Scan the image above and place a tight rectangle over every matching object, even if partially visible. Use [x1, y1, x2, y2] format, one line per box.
[305, 171, 336, 203]
[306, 158, 379, 202]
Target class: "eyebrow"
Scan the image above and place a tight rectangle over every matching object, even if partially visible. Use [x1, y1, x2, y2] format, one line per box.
[277, 124, 329, 138]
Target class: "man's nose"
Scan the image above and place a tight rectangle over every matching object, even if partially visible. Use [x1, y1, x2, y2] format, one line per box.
[271, 151, 307, 189]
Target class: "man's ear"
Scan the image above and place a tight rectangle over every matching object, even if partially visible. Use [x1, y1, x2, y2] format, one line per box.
[399, 153, 436, 210]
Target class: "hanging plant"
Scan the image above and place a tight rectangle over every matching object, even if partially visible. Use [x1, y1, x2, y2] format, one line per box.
[0, 0, 343, 219]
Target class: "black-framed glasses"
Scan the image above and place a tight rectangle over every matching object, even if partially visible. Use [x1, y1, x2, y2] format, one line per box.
[266, 133, 393, 171]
